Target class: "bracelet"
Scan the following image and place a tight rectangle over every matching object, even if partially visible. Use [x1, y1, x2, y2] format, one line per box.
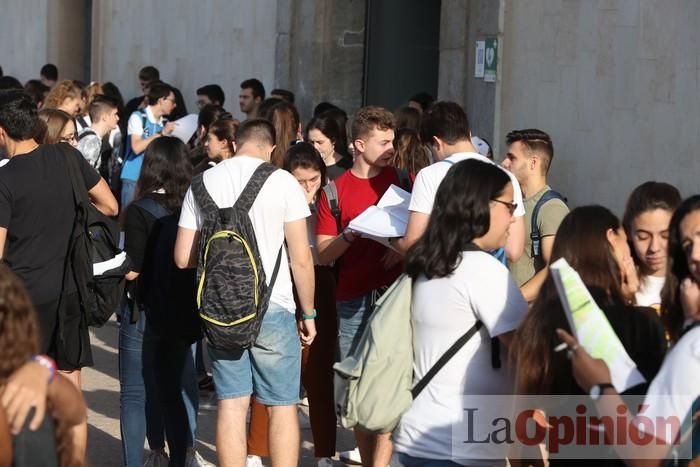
[301, 309, 317, 320]
[32, 354, 57, 384]
[341, 230, 353, 244]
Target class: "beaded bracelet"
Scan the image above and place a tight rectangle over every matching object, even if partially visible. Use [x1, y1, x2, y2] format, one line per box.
[32, 354, 57, 384]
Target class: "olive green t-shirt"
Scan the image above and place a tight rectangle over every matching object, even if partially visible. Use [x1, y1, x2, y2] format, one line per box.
[509, 185, 569, 286]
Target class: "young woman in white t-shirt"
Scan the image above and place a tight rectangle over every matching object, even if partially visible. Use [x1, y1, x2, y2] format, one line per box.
[622, 182, 681, 311]
[394, 159, 528, 466]
[557, 195, 700, 466]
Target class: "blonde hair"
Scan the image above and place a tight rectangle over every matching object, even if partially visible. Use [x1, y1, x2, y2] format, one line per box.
[44, 80, 82, 111]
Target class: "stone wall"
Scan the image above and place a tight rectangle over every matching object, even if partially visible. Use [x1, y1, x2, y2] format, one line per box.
[438, 0, 500, 149]
[277, 0, 366, 122]
[499, 0, 700, 213]
[91, 0, 279, 119]
[0, 0, 50, 83]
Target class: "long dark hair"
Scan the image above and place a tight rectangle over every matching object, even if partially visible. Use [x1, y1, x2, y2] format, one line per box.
[622, 181, 681, 272]
[282, 142, 327, 203]
[514, 206, 627, 395]
[551, 206, 627, 304]
[406, 159, 510, 280]
[261, 100, 300, 168]
[661, 195, 700, 342]
[134, 137, 192, 211]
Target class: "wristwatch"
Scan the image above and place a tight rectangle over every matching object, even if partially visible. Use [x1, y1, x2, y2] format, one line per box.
[589, 383, 615, 400]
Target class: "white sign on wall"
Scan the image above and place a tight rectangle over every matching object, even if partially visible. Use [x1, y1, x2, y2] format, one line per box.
[474, 40, 485, 78]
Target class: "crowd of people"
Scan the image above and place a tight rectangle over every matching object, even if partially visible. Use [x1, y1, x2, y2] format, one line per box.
[0, 62, 697, 467]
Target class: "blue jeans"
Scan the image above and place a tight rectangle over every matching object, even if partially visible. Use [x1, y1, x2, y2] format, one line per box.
[397, 453, 464, 467]
[336, 293, 374, 361]
[118, 304, 199, 466]
[120, 179, 137, 208]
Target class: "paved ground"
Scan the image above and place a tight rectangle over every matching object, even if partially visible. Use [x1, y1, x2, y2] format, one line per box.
[83, 318, 357, 467]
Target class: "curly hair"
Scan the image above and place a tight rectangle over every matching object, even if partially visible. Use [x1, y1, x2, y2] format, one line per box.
[44, 80, 81, 111]
[351, 106, 394, 142]
[0, 265, 77, 466]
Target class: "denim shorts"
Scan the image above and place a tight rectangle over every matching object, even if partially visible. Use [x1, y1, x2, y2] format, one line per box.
[336, 292, 374, 361]
[208, 304, 301, 405]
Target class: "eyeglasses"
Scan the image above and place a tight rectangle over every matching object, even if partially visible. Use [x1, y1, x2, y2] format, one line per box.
[60, 133, 77, 143]
[491, 199, 518, 215]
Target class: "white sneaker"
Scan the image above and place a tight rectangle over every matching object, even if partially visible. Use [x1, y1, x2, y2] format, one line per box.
[245, 455, 263, 467]
[143, 450, 170, 467]
[338, 447, 362, 465]
[185, 449, 216, 467]
[317, 457, 334, 467]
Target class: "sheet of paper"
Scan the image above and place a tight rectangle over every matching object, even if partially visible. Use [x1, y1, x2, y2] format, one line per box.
[169, 114, 198, 144]
[348, 185, 410, 247]
[550, 258, 646, 392]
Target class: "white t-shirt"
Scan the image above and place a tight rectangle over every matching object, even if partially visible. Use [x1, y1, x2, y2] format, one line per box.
[409, 152, 526, 217]
[636, 325, 700, 444]
[127, 106, 163, 136]
[178, 156, 310, 311]
[635, 275, 665, 309]
[392, 250, 528, 465]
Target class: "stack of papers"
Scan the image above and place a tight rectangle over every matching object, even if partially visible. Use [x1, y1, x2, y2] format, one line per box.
[348, 184, 411, 251]
[550, 258, 646, 392]
[169, 114, 198, 144]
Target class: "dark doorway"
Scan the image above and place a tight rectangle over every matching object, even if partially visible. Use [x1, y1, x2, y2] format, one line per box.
[363, 0, 441, 110]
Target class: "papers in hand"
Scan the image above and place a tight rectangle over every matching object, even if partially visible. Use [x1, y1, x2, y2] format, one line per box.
[169, 114, 198, 144]
[550, 258, 646, 392]
[348, 184, 410, 250]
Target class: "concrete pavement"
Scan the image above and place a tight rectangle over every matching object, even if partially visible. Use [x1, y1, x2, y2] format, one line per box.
[83, 318, 357, 467]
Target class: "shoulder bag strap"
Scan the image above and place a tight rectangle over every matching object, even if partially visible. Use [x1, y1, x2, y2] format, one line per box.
[411, 321, 484, 399]
[63, 145, 91, 206]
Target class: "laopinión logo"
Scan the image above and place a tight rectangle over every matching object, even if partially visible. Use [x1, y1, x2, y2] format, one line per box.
[447, 395, 692, 461]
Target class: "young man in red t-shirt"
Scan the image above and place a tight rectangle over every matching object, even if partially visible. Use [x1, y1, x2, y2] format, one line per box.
[316, 106, 403, 466]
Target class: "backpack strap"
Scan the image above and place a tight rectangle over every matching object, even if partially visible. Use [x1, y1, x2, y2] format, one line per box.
[76, 115, 89, 130]
[77, 128, 97, 142]
[234, 163, 277, 213]
[190, 173, 219, 222]
[411, 321, 484, 399]
[322, 181, 342, 234]
[133, 197, 172, 219]
[530, 190, 566, 258]
[441, 159, 456, 166]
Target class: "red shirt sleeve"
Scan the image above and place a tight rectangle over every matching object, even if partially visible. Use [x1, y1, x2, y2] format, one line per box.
[315, 189, 339, 236]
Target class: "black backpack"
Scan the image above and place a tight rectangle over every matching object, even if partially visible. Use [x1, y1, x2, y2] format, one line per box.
[133, 198, 201, 344]
[191, 163, 283, 350]
[63, 146, 129, 327]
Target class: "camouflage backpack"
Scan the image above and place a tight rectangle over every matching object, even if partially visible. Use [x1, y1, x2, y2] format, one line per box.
[191, 163, 282, 350]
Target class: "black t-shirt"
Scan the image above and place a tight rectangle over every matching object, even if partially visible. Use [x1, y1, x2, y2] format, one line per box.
[12, 413, 58, 467]
[326, 156, 353, 181]
[0, 144, 100, 305]
[123, 193, 167, 273]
